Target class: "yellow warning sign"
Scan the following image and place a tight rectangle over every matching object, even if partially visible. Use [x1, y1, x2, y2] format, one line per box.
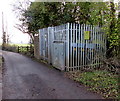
[84, 31, 90, 40]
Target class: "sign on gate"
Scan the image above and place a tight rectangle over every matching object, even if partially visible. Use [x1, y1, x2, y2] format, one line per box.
[84, 31, 90, 40]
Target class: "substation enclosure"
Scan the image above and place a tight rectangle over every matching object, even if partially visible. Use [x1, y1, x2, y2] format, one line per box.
[39, 23, 106, 71]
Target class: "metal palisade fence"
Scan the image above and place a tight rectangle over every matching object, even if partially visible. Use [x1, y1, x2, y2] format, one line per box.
[39, 23, 106, 71]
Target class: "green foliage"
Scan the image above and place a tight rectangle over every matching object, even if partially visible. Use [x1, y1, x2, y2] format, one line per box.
[102, 2, 120, 57]
[24, 2, 64, 32]
[17, 2, 119, 56]
[24, 2, 108, 32]
[74, 70, 119, 99]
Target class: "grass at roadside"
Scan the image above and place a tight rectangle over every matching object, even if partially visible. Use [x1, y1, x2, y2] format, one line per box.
[65, 70, 119, 99]
[9, 43, 31, 46]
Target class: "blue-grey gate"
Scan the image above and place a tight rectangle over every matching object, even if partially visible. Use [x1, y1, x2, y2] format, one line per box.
[39, 23, 106, 71]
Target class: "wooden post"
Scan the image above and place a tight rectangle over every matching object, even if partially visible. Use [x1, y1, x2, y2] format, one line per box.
[18, 46, 19, 53]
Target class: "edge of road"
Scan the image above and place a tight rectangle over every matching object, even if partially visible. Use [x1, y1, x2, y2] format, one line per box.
[0, 50, 3, 100]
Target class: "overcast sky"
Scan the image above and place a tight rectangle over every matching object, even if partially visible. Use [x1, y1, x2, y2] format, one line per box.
[0, 0, 31, 44]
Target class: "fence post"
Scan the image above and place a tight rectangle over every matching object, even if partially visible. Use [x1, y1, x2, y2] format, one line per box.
[26, 46, 28, 52]
[18, 46, 19, 53]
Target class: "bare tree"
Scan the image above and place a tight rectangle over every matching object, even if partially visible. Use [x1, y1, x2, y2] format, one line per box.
[12, 0, 34, 43]
[2, 12, 7, 49]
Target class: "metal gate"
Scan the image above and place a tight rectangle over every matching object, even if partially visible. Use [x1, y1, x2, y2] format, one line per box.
[66, 23, 106, 71]
[39, 23, 106, 71]
[51, 24, 68, 70]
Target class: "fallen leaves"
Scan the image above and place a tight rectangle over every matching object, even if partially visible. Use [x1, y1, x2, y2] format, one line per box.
[65, 70, 119, 99]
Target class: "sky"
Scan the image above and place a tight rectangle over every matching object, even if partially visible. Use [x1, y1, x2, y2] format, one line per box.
[0, 0, 31, 44]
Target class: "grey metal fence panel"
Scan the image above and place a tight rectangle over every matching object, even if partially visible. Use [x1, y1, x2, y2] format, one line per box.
[39, 23, 106, 71]
[39, 28, 48, 61]
[48, 27, 54, 64]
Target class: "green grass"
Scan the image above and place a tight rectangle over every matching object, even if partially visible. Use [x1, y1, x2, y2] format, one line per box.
[10, 43, 31, 46]
[70, 70, 119, 99]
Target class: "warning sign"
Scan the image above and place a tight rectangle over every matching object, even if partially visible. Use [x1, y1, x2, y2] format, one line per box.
[84, 31, 90, 40]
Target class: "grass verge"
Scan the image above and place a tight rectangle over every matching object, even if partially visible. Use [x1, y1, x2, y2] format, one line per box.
[9, 43, 31, 46]
[65, 70, 119, 99]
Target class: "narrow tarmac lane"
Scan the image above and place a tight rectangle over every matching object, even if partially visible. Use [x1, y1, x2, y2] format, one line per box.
[2, 51, 103, 99]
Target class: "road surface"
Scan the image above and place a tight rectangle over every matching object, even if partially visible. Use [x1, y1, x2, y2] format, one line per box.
[2, 51, 103, 99]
